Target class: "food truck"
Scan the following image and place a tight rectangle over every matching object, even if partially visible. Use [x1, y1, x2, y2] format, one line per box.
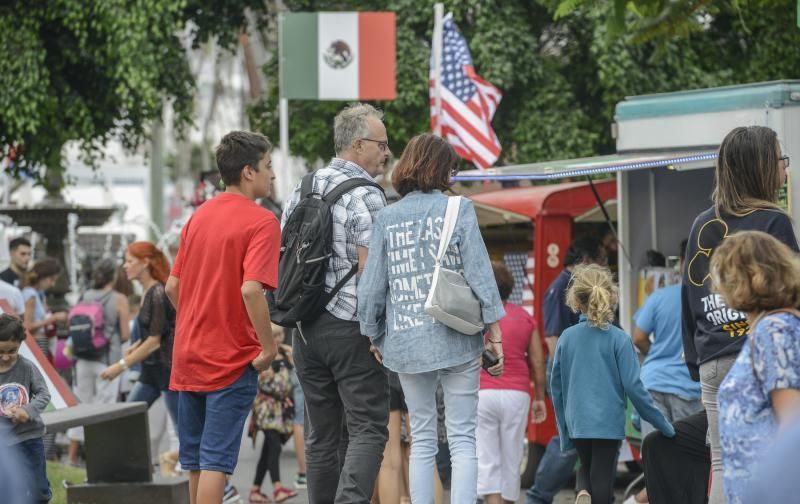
[458, 79, 800, 484]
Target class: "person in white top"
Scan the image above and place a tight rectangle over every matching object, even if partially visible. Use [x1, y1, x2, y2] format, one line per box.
[0, 279, 25, 315]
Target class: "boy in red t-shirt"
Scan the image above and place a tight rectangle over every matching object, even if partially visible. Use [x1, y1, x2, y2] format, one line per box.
[166, 131, 280, 504]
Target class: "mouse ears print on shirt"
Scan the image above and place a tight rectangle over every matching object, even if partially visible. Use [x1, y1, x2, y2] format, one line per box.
[687, 218, 729, 288]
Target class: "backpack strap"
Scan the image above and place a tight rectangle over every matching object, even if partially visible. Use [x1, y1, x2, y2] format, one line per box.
[322, 264, 360, 306]
[319, 178, 385, 304]
[323, 178, 384, 204]
[300, 172, 317, 199]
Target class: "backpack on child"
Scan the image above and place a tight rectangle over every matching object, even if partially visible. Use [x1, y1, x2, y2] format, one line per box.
[270, 172, 384, 328]
[69, 292, 112, 360]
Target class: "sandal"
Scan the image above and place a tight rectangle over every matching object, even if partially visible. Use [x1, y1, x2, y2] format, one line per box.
[249, 489, 271, 504]
[273, 486, 298, 502]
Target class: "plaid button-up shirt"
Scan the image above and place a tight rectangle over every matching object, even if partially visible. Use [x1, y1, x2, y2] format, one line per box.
[282, 158, 387, 321]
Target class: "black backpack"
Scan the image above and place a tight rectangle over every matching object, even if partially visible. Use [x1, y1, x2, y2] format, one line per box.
[270, 172, 384, 328]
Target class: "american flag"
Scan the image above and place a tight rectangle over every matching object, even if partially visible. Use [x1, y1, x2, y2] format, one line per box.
[430, 14, 502, 170]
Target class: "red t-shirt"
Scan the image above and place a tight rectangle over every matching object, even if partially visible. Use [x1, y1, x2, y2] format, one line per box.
[480, 302, 535, 393]
[170, 192, 280, 392]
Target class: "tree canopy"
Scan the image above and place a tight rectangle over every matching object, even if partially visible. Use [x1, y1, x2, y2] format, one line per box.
[250, 0, 800, 169]
[0, 0, 271, 187]
[2, 0, 797, 185]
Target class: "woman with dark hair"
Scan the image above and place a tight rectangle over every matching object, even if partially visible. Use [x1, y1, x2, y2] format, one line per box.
[476, 261, 547, 504]
[101, 242, 176, 421]
[358, 133, 505, 503]
[21, 258, 67, 358]
[67, 257, 131, 465]
[681, 125, 797, 504]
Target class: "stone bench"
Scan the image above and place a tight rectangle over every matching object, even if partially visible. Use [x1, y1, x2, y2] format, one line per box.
[43, 402, 188, 503]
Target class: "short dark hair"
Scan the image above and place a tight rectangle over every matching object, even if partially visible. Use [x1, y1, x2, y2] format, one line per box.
[215, 131, 272, 187]
[91, 258, 117, 289]
[9, 237, 31, 251]
[492, 261, 515, 301]
[645, 250, 666, 267]
[392, 134, 459, 197]
[564, 235, 603, 267]
[0, 314, 25, 342]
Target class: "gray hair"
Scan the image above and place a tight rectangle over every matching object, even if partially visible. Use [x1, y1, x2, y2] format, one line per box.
[333, 103, 384, 154]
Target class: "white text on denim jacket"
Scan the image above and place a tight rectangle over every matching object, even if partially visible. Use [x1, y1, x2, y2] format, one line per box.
[385, 217, 464, 331]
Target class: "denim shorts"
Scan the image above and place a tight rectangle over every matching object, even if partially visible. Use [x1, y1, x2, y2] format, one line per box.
[177, 365, 257, 474]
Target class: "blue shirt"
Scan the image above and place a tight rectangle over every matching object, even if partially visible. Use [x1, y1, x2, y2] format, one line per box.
[543, 269, 578, 338]
[21, 287, 46, 336]
[718, 312, 800, 504]
[634, 285, 701, 399]
[357, 191, 505, 374]
[551, 315, 675, 452]
[744, 418, 800, 503]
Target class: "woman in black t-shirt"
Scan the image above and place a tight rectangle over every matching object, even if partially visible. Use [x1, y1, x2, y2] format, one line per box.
[100, 242, 177, 464]
[680, 125, 797, 504]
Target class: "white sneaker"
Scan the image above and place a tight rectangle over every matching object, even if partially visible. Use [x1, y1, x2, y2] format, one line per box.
[623, 497, 647, 504]
[575, 492, 591, 504]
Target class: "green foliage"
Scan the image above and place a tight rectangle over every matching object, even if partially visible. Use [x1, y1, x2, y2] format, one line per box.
[554, 0, 716, 40]
[4, 0, 798, 184]
[0, 0, 271, 183]
[250, 0, 800, 171]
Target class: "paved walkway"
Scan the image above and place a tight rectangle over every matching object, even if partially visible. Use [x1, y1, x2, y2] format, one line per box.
[228, 422, 624, 503]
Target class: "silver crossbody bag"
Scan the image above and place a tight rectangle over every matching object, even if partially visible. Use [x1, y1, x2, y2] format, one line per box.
[423, 196, 484, 335]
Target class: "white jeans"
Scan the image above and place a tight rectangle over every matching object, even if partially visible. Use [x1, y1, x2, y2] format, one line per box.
[399, 358, 481, 504]
[476, 389, 530, 501]
[67, 359, 120, 442]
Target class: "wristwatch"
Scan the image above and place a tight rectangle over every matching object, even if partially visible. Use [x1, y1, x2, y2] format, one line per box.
[118, 358, 129, 370]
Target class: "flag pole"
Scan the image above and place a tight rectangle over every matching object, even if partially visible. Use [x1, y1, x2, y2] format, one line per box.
[432, 3, 444, 137]
[279, 13, 290, 202]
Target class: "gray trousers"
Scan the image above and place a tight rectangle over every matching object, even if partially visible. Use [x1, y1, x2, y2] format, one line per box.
[293, 312, 389, 504]
[699, 354, 738, 504]
[640, 390, 704, 440]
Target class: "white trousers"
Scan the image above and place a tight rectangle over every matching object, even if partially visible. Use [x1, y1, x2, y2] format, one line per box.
[476, 389, 530, 502]
[67, 359, 120, 442]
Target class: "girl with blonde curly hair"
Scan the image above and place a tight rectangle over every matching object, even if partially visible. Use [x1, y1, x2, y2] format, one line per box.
[551, 264, 674, 504]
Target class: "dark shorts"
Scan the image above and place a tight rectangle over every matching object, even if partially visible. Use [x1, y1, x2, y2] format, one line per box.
[177, 365, 257, 474]
[388, 371, 408, 412]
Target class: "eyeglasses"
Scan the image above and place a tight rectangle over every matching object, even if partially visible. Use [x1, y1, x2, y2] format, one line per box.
[780, 155, 790, 168]
[360, 138, 389, 152]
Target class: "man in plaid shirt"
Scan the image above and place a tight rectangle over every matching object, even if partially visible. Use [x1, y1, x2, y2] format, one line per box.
[282, 103, 391, 504]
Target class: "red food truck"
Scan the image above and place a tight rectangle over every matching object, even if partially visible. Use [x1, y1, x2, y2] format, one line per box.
[467, 179, 617, 485]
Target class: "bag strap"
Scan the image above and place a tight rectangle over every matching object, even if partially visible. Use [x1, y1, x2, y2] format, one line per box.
[318, 178, 384, 303]
[322, 265, 359, 306]
[323, 177, 384, 204]
[300, 172, 316, 199]
[435, 197, 461, 265]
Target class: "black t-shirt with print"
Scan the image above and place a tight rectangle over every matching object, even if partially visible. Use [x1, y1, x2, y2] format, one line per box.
[681, 206, 799, 380]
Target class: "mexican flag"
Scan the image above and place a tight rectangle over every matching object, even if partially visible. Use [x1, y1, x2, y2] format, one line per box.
[280, 12, 396, 100]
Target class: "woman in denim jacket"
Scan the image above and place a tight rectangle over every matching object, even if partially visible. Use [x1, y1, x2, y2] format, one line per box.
[358, 133, 505, 504]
